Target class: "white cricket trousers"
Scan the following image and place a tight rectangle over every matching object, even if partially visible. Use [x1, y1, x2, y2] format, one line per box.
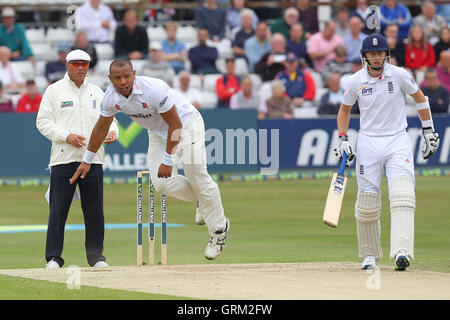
[147, 109, 227, 234]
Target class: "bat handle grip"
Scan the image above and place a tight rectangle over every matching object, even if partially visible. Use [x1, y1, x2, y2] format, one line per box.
[338, 152, 348, 175]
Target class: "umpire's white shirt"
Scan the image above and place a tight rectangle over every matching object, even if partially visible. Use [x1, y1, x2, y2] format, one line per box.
[100, 76, 195, 138]
[342, 64, 419, 136]
[36, 73, 119, 167]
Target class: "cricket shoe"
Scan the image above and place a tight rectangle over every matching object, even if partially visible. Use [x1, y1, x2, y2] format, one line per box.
[362, 256, 377, 270]
[93, 261, 109, 268]
[195, 201, 205, 225]
[205, 219, 230, 260]
[395, 251, 410, 271]
[46, 259, 60, 269]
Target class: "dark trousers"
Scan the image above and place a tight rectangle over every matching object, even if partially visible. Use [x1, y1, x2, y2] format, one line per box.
[46, 163, 105, 267]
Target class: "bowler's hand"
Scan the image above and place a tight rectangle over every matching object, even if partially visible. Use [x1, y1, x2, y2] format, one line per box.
[157, 164, 172, 178]
[66, 134, 86, 148]
[69, 162, 91, 184]
[104, 131, 117, 144]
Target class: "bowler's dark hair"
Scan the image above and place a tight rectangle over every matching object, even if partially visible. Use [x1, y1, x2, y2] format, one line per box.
[109, 59, 133, 74]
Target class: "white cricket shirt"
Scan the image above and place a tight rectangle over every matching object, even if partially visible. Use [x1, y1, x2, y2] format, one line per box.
[342, 64, 419, 136]
[101, 76, 195, 139]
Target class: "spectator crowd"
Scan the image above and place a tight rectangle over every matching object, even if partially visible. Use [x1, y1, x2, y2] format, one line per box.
[0, 0, 449, 116]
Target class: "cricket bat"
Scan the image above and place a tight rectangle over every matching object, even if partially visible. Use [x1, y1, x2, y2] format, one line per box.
[323, 152, 348, 228]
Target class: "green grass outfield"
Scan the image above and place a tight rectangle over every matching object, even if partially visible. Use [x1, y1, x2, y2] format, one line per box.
[0, 176, 449, 299]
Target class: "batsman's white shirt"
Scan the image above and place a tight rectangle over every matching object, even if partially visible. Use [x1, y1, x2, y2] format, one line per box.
[342, 64, 419, 136]
[101, 76, 195, 138]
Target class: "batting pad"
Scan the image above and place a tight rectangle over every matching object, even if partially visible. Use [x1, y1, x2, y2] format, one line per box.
[389, 175, 415, 259]
[355, 191, 382, 260]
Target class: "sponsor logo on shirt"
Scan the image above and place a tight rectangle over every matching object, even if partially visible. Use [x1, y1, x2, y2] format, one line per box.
[115, 104, 121, 111]
[159, 96, 168, 107]
[61, 101, 73, 108]
[359, 86, 373, 96]
[142, 102, 148, 109]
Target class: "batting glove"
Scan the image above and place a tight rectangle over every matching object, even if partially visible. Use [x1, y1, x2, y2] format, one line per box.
[334, 134, 355, 163]
[422, 127, 440, 160]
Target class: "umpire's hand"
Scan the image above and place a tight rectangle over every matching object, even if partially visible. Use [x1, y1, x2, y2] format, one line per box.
[66, 134, 86, 148]
[69, 162, 91, 184]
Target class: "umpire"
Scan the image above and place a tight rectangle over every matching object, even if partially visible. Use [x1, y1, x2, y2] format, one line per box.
[36, 49, 119, 269]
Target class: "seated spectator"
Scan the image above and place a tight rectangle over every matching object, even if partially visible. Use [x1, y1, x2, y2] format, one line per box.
[227, 0, 258, 31]
[321, 46, 353, 83]
[71, 31, 97, 70]
[114, 10, 149, 60]
[421, 68, 449, 114]
[270, 7, 299, 41]
[77, 0, 117, 43]
[262, 80, 293, 119]
[296, 0, 319, 39]
[433, 26, 449, 63]
[413, 1, 447, 45]
[244, 21, 271, 72]
[0, 46, 24, 91]
[45, 41, 71, 84]
[286, 23, 312, 68]
[350, 0, 374, 35]
[335, 7, 351, 39]
[161, 21, 187, 74]
[307, 21, 344, 71]
[188, 29, 219, 75]
[141, 42, 175, 87]
[344, 16, 367, 63]
[16, 79, 42, 113]
[216, 57, 241, 108]
[275, 52, 315, 108]
[230, 76, 260, 109]
[0, 81, 13, 112]
[231, 9, 255, 60]
[174, 71, 201, 109]
[195, 0, 226, 42]
[380, 0, 412, 40]
[254, 33, 287, 82]
[384, 23, 405, 66]
[436, 51, 450, 92]
[0, 7, 34, 64]
[318, 73, 344, 115]
[405, 25, 436, 72]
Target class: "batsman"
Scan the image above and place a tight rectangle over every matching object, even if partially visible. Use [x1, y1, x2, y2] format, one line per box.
[69, 59, 230, 260]
[334, 34, 440, 271]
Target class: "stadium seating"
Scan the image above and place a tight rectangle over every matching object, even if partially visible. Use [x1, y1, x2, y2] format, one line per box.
[216, 57, 249, 76]
[199, 91, 218, 109]
[11, 61, 35, 80]
[30, 43, 57, 61]
[172, 74, 202, 90]
[203, 74, 222, 92]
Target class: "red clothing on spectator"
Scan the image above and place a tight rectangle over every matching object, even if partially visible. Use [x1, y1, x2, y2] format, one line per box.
[16, 93, 42, 113]
[216, 75, 241, 103]
[405, 43, 436, 70]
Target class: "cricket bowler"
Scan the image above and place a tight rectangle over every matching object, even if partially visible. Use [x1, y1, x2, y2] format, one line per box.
[334, 34, 440, 271]
[70, 59, 230, 260]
